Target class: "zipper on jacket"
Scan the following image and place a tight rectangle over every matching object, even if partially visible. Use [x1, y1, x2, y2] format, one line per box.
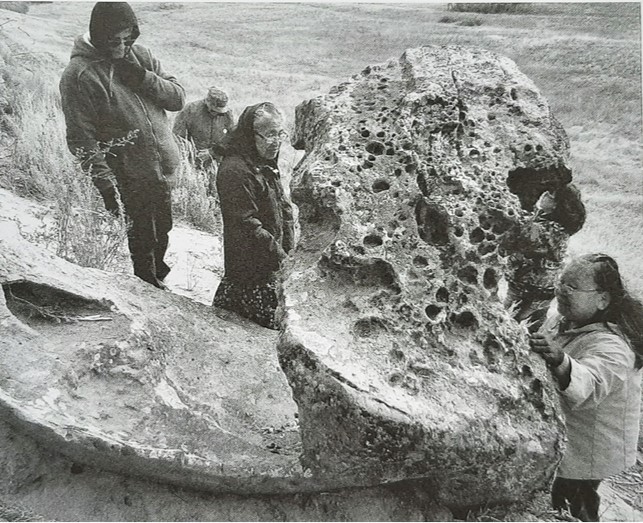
[134, 92, 163, 169]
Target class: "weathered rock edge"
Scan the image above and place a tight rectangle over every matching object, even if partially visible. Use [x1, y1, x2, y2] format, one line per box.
[279, 45, 572, 508]
[0, 417, 453, 522]
[0, 220, 312, 495]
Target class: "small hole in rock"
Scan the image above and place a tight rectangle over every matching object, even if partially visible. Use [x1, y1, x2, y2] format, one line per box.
[365, 141, 385, 155]
[363, 234, 383, 247]
[436, 287, 449, 302]
[425, 305, 442, 320]
[413, 255, 428, 267]
[451, 310, 478, 329]
[372, 179, 390, 193]
[483, 268, 498, 289]
[469, 227, 485, 244]
[457, 265, 478, 285]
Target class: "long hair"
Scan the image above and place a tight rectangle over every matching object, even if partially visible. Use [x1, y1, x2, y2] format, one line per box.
[582, 253, 643, 369]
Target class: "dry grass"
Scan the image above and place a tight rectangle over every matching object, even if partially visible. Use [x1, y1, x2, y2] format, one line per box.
[171, 138, 220, 233]
[0, 41, 129, 270]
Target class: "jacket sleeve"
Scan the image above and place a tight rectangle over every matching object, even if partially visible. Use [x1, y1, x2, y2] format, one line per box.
[59, 74, 114, 190]
[172, 106, 189, 139]
[226, 110, 236, 132]
[221, 165, 286, 263]
[561, 333, 635, 410]
[138, 48, 185, 112]
[281, 193, 296, 253]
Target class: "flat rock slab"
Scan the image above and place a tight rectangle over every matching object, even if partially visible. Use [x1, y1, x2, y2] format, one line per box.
[280, 45, 574, 508]
[0, 414, 452, 522]
[0, 219, 316, 494]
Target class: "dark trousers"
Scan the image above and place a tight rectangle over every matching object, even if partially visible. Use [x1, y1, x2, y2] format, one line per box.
[552, 477, 601, 522]
[121, 179, 172, 287]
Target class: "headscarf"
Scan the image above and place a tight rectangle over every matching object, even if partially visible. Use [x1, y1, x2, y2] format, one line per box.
[89, 2, 140, 50]
[224, 102, 281, 167]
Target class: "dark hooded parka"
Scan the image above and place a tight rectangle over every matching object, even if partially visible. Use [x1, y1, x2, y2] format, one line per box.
[59, 2, 185, 288]
[213, 103, 295, 328]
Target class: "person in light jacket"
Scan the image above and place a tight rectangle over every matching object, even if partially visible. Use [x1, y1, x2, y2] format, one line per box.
[173, 86, 235, 186]
[530, 253, 643, 521]
[59, 2, 185, 288]
[212, 102, 295, 329]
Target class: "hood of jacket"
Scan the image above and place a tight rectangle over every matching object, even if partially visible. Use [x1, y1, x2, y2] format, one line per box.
[89, 1, 140, 50]
[70, 33, 105, 62]
[225, 102, 278, 168]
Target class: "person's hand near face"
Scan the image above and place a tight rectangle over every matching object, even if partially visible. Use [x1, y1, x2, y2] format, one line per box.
[103, 26, 134, 60]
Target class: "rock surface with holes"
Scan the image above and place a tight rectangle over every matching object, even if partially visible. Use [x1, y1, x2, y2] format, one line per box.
[280, 45, 579, 508]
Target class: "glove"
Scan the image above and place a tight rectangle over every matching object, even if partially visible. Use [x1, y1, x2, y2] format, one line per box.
[93, 177, 121, 217]
[114, 58, 146, 90]
[100, 186, 121, 216]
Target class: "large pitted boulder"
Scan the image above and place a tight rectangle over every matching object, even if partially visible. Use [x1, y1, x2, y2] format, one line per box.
[279, 46, 580, 508]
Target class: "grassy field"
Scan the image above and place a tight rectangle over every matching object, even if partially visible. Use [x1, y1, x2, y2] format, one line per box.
[2, 1, 640, 294]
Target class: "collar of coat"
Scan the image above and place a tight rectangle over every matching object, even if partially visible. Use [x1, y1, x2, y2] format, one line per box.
[552, 313, 624, 340]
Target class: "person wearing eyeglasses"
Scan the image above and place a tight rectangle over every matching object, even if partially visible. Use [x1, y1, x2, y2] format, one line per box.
[212, 102, 295, 329]
[59, 2, 185, 289]
[529, 254, 643, 521]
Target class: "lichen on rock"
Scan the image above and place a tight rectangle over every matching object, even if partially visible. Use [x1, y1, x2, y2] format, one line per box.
[280, 45, 580, 508]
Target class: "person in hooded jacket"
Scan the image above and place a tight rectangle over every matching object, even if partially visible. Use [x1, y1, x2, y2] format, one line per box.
[213, 102, 295, 329]
[59, 2, 185, 289]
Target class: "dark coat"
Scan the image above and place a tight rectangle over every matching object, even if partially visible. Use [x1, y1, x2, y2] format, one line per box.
[217, 103, 295, 284]
[59, 34, 185, 190]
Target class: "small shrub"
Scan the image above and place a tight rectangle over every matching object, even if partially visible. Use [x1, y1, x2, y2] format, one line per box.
[439, 15, 459, 23]
[448, 3, 533, 15]
[171, 138, 220, 233]
[53, 159, 129, 271]
[158, 3, 183, 10]
[0, 2, 29, 14]
[459, 16, 483, 26]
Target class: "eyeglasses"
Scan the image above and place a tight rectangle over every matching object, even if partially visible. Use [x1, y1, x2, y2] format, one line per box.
[555, 280, 599, 294]
[105, 36, 135, 48]
[255, 129, 289, 143]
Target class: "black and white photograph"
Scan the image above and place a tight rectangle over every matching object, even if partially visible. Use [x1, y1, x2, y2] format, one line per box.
[0, 1, 641, 521]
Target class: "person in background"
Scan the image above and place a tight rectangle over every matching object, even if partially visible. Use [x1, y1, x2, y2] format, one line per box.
[173, 87, 235, 194]
[213, 102, 294, 329]
[530, 253, 643, 521]
[59, 1, 185, 289]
